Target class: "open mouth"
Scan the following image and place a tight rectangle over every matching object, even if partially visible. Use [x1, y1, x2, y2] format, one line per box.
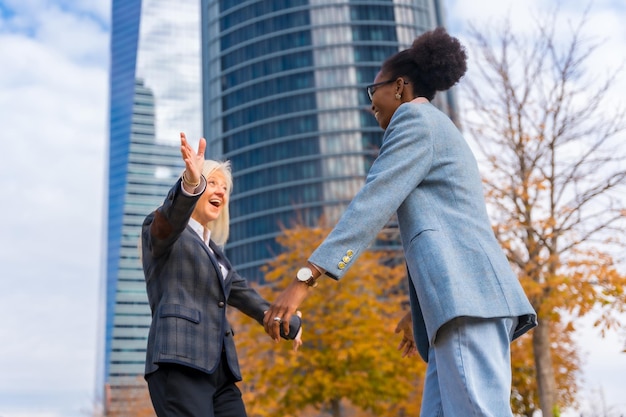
[209, 198, 222, 207]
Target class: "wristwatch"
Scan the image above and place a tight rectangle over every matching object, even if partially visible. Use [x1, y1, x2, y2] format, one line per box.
[296, 266, 318, 287]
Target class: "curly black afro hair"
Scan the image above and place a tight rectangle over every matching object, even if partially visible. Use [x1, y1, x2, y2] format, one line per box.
[381, 27, 467, 100]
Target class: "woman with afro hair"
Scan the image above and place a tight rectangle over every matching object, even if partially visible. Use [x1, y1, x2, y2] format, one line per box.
[264, 27, 537, 416]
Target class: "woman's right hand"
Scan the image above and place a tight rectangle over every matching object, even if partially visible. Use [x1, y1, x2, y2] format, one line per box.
[180, 132, 206, 185]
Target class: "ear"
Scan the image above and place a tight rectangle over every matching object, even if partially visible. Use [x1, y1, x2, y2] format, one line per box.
[396, 77, 411, 101]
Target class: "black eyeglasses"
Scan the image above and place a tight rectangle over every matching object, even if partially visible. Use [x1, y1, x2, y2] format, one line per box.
[366, 79, 395, 101]
[366, 78, 409, 101]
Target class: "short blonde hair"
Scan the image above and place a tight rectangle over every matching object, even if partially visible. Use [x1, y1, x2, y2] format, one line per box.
[201, 160, 233, 247]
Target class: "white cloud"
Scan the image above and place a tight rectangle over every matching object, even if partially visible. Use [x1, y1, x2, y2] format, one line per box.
[0, 32, 107, 261]
[0, 1, 108, 416]
[0, 0, 109, 65]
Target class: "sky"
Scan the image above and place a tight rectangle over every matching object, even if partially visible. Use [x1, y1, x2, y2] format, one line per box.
[0, 1, 624, 416]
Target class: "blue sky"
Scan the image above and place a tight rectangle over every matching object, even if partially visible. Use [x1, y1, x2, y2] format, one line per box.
[0, 1, 624, 416]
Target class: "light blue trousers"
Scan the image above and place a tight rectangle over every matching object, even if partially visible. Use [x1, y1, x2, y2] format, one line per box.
[420, 316, 518, 417]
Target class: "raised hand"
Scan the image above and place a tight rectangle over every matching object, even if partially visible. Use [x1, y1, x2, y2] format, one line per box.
[180, 132, 206, 187]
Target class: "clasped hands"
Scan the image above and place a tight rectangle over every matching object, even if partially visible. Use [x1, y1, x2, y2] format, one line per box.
[263, 277, 417, 358]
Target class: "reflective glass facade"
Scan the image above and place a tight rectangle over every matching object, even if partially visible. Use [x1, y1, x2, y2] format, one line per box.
[202, 0, 450, 281]
[101, 0, 201, 406]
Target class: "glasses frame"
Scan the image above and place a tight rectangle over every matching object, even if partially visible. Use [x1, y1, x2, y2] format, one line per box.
[366, 79, 396, 101]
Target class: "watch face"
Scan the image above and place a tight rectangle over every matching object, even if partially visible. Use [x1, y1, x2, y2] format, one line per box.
[297, 267, 313, 281]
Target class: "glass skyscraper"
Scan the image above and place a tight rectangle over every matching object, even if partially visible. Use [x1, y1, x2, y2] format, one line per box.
[201, 0, 450, 281]
[100, 0, 202, 410]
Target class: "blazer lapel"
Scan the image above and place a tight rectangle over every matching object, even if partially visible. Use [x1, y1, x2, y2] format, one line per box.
[185, 226, 228, 293]
[209, 241, 232, 291]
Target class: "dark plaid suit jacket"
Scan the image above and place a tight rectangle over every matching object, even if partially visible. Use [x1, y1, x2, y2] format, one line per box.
[141, 178, 301, 380]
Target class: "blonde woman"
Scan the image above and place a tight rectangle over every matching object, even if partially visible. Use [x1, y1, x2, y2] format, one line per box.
[141, 133, 301, 417]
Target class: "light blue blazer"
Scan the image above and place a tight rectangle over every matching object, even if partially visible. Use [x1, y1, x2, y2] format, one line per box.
[309, 102, 537, 360]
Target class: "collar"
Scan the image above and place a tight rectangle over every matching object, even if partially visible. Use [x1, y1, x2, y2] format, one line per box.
[188, 217, 211, 245]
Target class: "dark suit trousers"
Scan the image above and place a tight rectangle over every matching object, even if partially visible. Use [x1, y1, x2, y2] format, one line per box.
[146, 354, 247, 417]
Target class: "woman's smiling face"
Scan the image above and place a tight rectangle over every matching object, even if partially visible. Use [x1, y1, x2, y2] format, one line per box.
[192, 170, 228, 225]
[369, 71, 403, 130]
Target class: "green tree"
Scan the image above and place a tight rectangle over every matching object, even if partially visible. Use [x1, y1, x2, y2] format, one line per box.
[232, 224, 425, 417]
[460, 7, 626, 416]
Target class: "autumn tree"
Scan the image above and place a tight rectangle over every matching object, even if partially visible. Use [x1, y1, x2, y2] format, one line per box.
[460, 7, 626, 416]
[231, 224, 425, 417]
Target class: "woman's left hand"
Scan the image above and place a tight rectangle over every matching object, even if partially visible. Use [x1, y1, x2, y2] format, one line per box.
[395, 311, 417, 358]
